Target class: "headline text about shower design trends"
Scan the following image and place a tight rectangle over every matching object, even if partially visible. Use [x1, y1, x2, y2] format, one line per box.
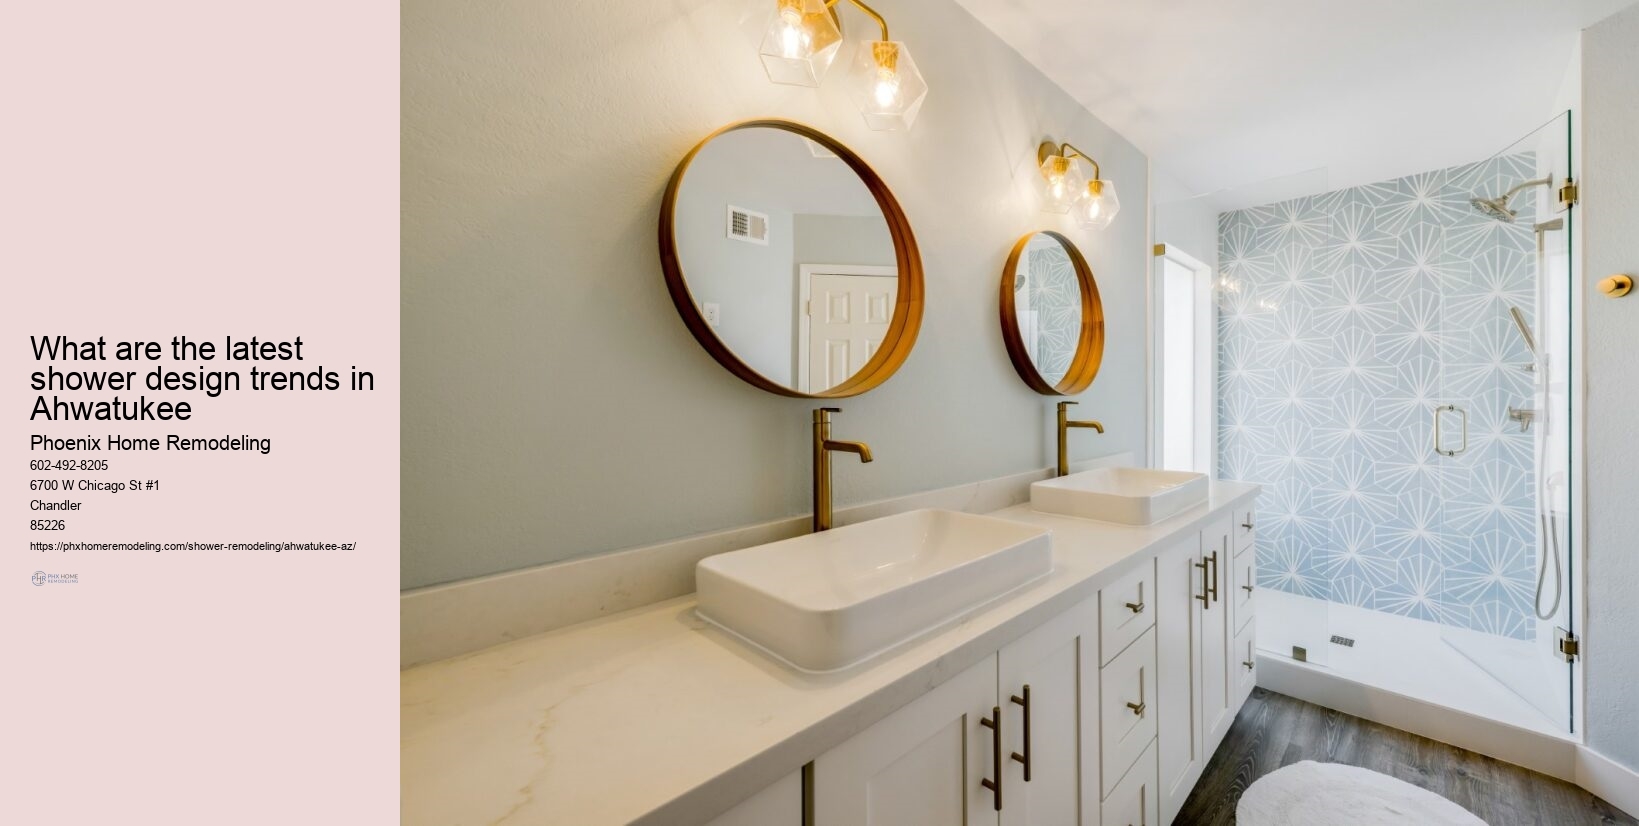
[27, 336, 377, 421]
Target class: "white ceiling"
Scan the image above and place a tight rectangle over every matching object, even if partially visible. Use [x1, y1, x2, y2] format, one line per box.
[954, 0, 1636, 209]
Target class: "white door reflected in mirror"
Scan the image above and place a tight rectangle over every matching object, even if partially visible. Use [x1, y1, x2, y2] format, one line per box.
[800, 267, 898, 393]
[672, 126, 898, 393]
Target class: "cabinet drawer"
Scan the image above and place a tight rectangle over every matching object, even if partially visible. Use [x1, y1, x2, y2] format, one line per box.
[1233, 506, 1256, 554]
[1100, 626, 1157, 799]
[1099, 559, 1156, 666]
[1234, 616, 1257, 701]
[1101, 738, 1158, 826]
[1231, 546, 1256, 633]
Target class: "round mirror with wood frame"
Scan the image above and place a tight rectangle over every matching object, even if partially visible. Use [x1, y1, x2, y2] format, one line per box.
[658, 119, 924, 398]
[998, 230, 1105, 395]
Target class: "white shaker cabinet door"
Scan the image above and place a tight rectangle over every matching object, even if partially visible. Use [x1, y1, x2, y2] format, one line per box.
[997, 598, 1097, 826]
[1156, 529, 1205, 825]
[813, 653, 1000, 826]
[1200, 515, 1235, 752]
[704, 770, 801, 826]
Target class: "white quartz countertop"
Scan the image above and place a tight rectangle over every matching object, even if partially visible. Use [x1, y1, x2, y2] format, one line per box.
[401, 481, 1259, 825]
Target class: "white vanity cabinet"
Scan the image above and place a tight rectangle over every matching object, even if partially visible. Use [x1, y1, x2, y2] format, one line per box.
[1201, 515, 1235, 749]
[807, 500, 1255, 826]
[998, 599, 1099, 826]
[813, 600, 1099, 825]
[1157, 515, 1240, 824]
[812, 653, 999, 825]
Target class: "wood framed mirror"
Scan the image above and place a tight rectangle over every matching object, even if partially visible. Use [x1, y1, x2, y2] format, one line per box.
[658, 119, 924, 398]
[998, 230, 1105, 395]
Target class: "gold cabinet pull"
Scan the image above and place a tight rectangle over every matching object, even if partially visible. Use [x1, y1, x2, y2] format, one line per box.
[1208, 551, 1220, 604]
[980, 706, 1002, 810]
[1010, 685, 1032, 782]
[1194, 559, 1209, 605]
[1125, 600, 1145, 614]
[1126, 700, 1146, 716]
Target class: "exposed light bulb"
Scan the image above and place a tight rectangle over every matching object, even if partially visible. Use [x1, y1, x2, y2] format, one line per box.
[872, 68, 901, 107]
[1073, 178, 1119, 230]
[848, 40, 925, 130]
[1080, 196, 1103, 222]
[1037, 154, 1081, 214]
[758, 0, 841, 87]
[779, 8, 806, 57]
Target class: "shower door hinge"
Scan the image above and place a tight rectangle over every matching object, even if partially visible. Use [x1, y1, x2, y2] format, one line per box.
[1556, 627, 1580, 663]
[1559, 178, 1579, 209]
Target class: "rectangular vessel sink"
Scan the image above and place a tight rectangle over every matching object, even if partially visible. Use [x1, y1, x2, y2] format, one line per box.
[1031, 467, 1209, 526]
[695, 509, 1052, 673]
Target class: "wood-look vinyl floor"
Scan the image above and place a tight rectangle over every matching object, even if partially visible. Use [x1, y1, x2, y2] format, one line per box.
[1175, 688, 1636, 825]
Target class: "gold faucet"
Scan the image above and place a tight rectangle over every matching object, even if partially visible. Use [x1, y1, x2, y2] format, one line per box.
[813, 407, 873, 532]
[1057, 401, 1104, 477]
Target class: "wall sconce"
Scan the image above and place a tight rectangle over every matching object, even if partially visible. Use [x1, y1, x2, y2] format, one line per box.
[758, 0, 928, 131]
[1037, 141, 1120, 230]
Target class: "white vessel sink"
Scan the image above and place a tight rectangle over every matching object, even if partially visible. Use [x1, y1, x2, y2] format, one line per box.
[1031, 467, 1209, 525]
[695, 509, 1052, 673]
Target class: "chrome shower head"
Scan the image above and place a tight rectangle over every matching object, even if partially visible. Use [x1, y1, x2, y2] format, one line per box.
[1470, 195, 1517, 223]
[1470, 176, 1552, 224]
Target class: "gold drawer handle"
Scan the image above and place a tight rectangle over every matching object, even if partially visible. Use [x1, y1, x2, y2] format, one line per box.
[1125, 600, 1145, 614]
[1010, 685, 1031, 782]
[1126, 700, 1146, 716]
[1208, 551, 1219, 604]
[980, 706, 1002, 810]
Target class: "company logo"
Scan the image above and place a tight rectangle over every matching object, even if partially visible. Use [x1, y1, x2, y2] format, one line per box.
[32, 571, 46, 586]
[32, 571, 77, 586]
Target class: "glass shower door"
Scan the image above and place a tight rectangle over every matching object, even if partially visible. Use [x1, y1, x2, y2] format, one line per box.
[1437, 111, 1575, 732]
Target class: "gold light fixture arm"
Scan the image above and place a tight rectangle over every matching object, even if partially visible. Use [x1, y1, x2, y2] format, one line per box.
[1060, 142, 1100, 182]
[1038, 141, 1101, 182]
[825, 0, 890, 40]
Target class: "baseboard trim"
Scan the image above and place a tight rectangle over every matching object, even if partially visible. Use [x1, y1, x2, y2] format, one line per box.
[1575, 742, 1639, 819]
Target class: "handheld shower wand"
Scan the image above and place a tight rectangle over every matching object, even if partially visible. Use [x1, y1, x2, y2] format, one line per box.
[1509, 306, 1538, 360]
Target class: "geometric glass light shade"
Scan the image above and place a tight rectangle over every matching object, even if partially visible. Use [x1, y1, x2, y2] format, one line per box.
[845, 40, 928, 131]
[1038, 153, 1087, 214]
[1074, 178, 1120, 230]
[758, 0, 843, 87]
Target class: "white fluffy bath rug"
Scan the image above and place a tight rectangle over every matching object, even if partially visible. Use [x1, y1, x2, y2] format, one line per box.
[1237, 761, 1486, 825]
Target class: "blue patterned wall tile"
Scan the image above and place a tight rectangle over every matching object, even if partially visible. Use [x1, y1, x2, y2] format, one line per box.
[1222, 154, 1539, 640]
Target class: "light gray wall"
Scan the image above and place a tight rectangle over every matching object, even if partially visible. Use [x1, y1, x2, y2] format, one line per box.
[793, 214, 895, 267]
[673, 135, 798, 385]
[1153, 168, 1220, 273]
[402, 0, 1150, 589]
[1582, 1, 1639, 773]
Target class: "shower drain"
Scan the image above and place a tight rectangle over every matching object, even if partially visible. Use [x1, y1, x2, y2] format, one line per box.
[1330, 635, 1356, 647]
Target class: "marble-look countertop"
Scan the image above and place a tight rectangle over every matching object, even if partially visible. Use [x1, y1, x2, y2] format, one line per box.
[401, 482, 1259, 825]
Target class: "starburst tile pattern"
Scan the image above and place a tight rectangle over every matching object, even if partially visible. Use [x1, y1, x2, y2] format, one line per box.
[1024, 243, 1080, 384]
[1218, 154, 1540, 640]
